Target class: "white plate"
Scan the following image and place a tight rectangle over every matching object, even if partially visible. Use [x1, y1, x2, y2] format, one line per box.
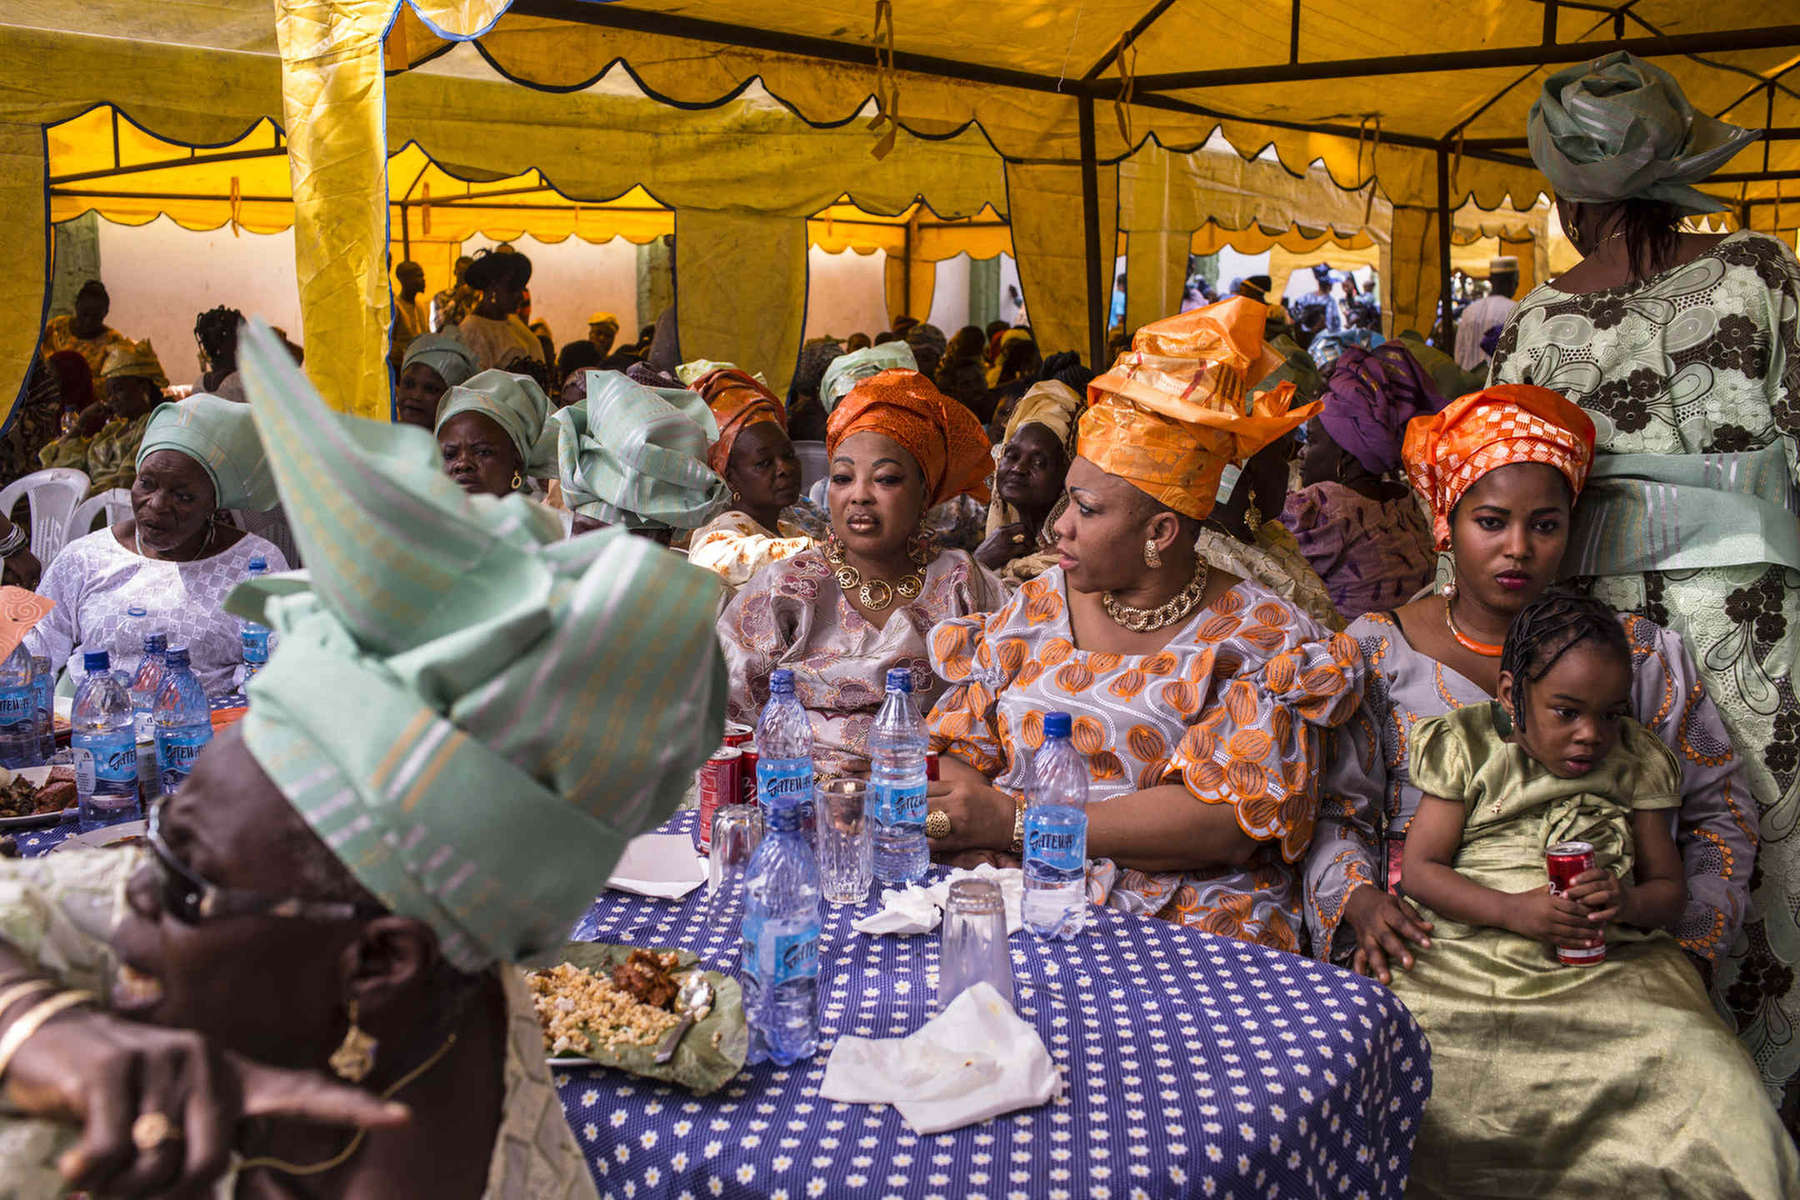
[0, 768, 68, 830]
[52, 818, 147, 851]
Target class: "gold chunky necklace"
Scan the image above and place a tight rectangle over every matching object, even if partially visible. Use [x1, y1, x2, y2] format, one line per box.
[1102, 561, 1211, 632]
[826, 537, 927, 612]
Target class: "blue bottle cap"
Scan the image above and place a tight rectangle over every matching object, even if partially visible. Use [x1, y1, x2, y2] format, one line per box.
[144, 632, 168, 652]
[126, 606, 147, 619]
[248, 557, 268, 573]
[885, 668, 913, 693]
[1044, 711, 1072, 739]
[164, 647, 190, 668]
[768, 667, 795, 694]
[83, 651, 110, 673]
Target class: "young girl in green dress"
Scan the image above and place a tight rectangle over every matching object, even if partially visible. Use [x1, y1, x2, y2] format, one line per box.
[1390, 592, 1798, 1196]
[1401, 591, 1686, 952]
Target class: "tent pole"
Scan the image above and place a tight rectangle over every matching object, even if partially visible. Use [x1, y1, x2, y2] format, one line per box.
[400, 204, 411, 262]
[1078, 94, 1106, 370]
[1436, 145, 1453, 346]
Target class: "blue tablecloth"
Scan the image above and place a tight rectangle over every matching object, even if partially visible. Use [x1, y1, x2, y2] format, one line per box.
[17, 811, 1430, 1198]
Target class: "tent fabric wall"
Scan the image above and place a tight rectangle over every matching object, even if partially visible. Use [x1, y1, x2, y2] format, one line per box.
[883, 257, 937, 329]
[1124, 229, 1188, 332]
[676, 209, 808, 395]
[1004, 161, 1119, 358]
[1385, 206, 1446, 339]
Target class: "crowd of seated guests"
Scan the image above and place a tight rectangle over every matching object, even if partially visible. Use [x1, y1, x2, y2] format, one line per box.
[3, 53, 1799, 1194]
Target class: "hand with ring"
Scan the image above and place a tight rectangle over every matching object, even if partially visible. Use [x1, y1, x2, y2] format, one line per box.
[924, 759, 1015, 856]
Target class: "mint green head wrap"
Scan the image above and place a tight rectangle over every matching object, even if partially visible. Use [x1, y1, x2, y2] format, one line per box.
[549, 371, 726, 531]
[401, 332, 478, 390]
[136, 394, 278, 512]
[228, 321, 726, 971]
[1528, 51, 1757, 214]
[435, 368, 555, 474]
[820, 342, 917, 414]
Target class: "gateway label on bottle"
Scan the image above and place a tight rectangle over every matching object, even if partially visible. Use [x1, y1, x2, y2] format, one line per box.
[770, 925, 820, 988]
[0, 689, 31, 724]
[872, 779, 927, 828]
[757, 758, 814, 811]
[156, 729, 211, 792]
[1025, 811, 1088, 873]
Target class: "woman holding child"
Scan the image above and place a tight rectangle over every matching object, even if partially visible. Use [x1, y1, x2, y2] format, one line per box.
[1302, 385, 1794, 1194]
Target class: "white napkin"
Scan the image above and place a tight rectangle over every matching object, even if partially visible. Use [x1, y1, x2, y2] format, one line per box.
[820, 982, 1061, 1133]
[851, 863, 1024, 936]
[604, 833, 706, 899]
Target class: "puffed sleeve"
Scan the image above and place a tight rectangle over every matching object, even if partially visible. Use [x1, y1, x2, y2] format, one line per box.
[717, 559, 806, 728]
[21, 542, 83, 674]
[1627, 616, 1757, 961]
[1407, 713, 1474, 804]
[688, 514, 814, 591]
[926, 599, 1024, 778]
[1167, 596, 1365, 866]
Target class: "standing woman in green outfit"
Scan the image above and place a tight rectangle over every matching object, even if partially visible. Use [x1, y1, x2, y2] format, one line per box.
[1490, 52, 1800, 1109]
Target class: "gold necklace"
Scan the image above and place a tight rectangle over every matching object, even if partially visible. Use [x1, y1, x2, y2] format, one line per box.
[825, 536, 927, 612]
[238, 1032, 458, 1177]
[1102, 560, 1211, 632]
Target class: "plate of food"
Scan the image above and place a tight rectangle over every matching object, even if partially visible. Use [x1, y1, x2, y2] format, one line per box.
[0, 766, 77, 829]
[53, 818, 147, 852]
[530, 942, 746, 1095]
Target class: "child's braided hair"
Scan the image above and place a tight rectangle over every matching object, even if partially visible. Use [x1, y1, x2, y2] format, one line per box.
[1499, 591, 1629, 734]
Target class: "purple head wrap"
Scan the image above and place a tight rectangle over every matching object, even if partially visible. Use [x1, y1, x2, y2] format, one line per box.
[626, 361, 683, 390]
[1317, 343, 1447, 477]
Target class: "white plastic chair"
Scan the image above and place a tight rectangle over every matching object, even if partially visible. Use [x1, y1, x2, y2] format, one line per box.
[0, 467, 89, 564]
[793, 441, 828, 493]
[60, 488, 133, 553]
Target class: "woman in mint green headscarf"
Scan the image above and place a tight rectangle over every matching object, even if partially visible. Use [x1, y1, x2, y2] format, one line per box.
[26, 393, 289, 695]
[434, 368, 553, 498]
[397, 331, 478, 429]
[1490, 51, 1800, 1112]
[546, 369, 727, 544]
[0, 321, 724, 1198]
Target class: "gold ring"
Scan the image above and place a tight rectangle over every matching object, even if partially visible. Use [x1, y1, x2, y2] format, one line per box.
[1011, 532, 1026, 544]
[131, 1111, 181, 1152]
[925, 810, 952, 840]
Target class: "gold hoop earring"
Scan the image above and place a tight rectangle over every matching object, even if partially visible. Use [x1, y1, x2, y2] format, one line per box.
[329, 997, 378, 1083]
[509, 470, 524, 492]
[1143, 539, 1162, 568]
[731, 489, 743, 505]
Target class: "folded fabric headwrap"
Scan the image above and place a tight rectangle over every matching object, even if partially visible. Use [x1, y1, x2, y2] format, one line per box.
[435, 369, 553, 474]
[1002, 380, 1084, 458]
[828, 368, 992, 508]
[1318, 343, 1448, 477]
[696, 367, 786, 475]
[676, 359, 768, 390]
[229, 321, 726, 971]
[1078, 296, 1319, 520]
[402, 332, 479, 392]
[820, 343, 918, 414]
[551, 370, 726, 530]
[100, 338, 168, 388]
[1528, 51, 1758, 214]
[136, 394, 278, 511]
[1402, 384, 1596, 551]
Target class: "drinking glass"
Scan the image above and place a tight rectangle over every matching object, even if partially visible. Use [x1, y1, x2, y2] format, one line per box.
[707, 803, 763, 904]
[815, 779, 873, 906]
[938, 878, 1014, 1012]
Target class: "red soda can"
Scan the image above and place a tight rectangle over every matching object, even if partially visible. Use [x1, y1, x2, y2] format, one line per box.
[696, 747, 742, 854]
[722, 721, 753, 748]
[739, 748, 760, 809]
[1545, 841, 1605, 965]
[926, 751, 939, 782]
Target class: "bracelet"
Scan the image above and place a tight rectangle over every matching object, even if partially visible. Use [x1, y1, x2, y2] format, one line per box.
[0, 990, 93, 1083]
[1010, 796, 1026, 857]
[0, 980, 55, 1024]
[0, 526, 26, 558]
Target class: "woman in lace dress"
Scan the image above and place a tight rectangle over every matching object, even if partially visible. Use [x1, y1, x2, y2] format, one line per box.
[1490, 51, 1800, 1107]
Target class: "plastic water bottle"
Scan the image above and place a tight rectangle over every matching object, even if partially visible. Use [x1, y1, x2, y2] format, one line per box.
[740, 782, 822, 1066]
[1022, 711, 1091, 940]
[0, 643, 40, 769]
[71, 651, 139, 829]
[869, 667, 929, 885]
[755, 668, 815, 844]
[241, 557, 272, 682]
[128, 629, 169, 741]
[153, 647, 213, 796]
[30, 656, 54, 763]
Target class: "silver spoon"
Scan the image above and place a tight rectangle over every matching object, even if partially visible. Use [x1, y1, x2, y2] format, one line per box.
[653, 972, 714, 1064]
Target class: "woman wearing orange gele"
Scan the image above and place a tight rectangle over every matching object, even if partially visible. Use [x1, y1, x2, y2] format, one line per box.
[922, 298, 1365, 951]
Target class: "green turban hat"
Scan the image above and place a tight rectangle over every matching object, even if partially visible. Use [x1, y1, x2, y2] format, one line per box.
[549, 371, 727, 531]
[136, 394, 278, 511]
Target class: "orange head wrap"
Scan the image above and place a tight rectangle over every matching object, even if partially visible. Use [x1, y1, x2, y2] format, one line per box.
[1076, 296, 1319, 519]
[827, 369, 992, 508]
[695, 367, 786, 476]
[1401, 383, 1596, 551]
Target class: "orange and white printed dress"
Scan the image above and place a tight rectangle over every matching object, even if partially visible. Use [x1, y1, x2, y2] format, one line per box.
[927, 566, 1365, 951]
